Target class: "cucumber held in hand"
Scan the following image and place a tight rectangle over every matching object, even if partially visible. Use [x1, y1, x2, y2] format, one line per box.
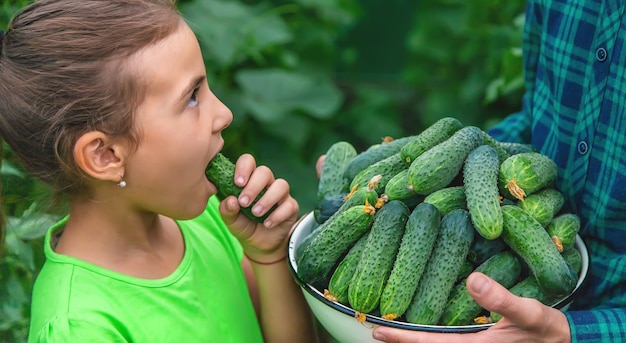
[205, 153, 277, 223]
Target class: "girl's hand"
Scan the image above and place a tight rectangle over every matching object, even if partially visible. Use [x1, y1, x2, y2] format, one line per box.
[218, 154, 299, 263]
[372, 272, 572, 343]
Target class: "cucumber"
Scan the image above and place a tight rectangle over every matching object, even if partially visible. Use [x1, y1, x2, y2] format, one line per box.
[349, 152, 408, 195]
[317, 141, 357, 202]
[317, 175, 381, 227]
[205, 153, 276, 223]
[467, 234, 507, 265]
[349, 200, 410, 319]
[313, 192, 347, 224]
[463, 145, 503, 240]
[547, 213, 581, 253]
[456, 260, 476, 283]
[440, 251, 521, 325]
[482, 131, 510, 164]
[497, 141, 538, 156]
[405, 209, 475, 325]
[297, 204, 376, 289]
[324, 230, 371, 304]
[407, 126, 484, 195]
[423, 186, 467, 216]
[489, 276, 556, 322]
[383, 169, 416, 201]
[399, 117, 464, 165]
[517, 188, 564, 227]
[499, 152, 557, 201]
[500, 205, 577, 297]
[379, 202, 441, 320]
[561, 245, 583, 274]
[295, 222, 322, 262]
[343, 135, 416, 183]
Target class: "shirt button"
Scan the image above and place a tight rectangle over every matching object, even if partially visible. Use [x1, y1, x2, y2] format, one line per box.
[596, 47, 607, 61]
[577, 141, 588, 155]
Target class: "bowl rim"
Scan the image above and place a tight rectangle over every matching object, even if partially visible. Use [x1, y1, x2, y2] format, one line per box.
[287, 211, 590, 332]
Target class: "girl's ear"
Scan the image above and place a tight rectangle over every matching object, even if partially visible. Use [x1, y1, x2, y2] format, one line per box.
[74, 131, 128, 183]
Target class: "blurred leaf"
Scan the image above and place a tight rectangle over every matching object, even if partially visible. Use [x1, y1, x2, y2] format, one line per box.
[236, 68, 342, 121]
[0, 161, 24, 178]
[181, 0, 293, 67]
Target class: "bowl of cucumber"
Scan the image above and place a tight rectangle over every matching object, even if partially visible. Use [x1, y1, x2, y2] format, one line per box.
[287, 211, 589, 343]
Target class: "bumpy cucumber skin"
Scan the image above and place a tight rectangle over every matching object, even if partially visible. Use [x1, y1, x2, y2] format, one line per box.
[561, 245, 583, 274]
[400, 117, 464, 165]
[348, 201, 410, 314]
[379, 202, 441, 320]
[315, 175, 381, 225]
[343, 136, 415, 183]
[297, 205, 375, 289]
[463, 145, 503, 240]
[482, 131, 511, 164]
[295, 222, 322, 262]
[205, 153, 275, 223]
[501, 205, 577, 297]
[350, 153, 407, 194]
[325, 231, 370, 304]
[497, 141, 539, 155]
[407, 126, 484, 195]
[440, 251, 521, 326]
[517, 188, 564, 227]
[547, 213, 581, 252]
[317, 141, 357, 202]
[405, 209, 475, 325]
[383, 169, 416, 201]
[499, 152, 558, 200]
[423, 186, 467, 215]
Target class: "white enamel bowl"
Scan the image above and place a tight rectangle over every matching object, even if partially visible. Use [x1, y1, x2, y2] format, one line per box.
[287, 212, 590, 343]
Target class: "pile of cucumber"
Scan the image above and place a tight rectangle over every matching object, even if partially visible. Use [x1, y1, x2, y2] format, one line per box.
[297, 117, 583, 326]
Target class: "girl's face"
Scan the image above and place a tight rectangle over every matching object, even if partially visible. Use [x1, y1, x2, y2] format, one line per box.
[123, 21, 233, 219]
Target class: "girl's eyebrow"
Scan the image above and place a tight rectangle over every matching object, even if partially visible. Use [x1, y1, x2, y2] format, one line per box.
[178, 75, 206, 101]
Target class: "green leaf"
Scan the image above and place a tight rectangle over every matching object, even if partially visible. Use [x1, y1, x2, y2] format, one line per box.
[236, 68, 342, 121]
[180, 0, 292, 67]
[0, 161, 24, 178]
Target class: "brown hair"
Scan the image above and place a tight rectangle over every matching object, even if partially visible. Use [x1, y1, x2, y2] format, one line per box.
[0, 0, 182, 251]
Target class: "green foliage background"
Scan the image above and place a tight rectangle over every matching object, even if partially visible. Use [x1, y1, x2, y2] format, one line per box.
[1, 0, 525, 341]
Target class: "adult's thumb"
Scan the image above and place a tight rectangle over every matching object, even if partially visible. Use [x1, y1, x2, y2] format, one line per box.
[466, 272, 540, 324]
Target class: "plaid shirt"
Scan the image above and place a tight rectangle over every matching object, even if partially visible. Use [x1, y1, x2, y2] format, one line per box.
[488, 0, 626, 342]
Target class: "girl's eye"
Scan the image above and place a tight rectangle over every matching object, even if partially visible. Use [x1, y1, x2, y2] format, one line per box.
[188, 86, 200, 107]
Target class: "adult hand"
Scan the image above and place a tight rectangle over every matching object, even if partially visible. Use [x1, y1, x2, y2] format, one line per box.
[372, 272, 572, 343]
[218, 153, 299, 263]
[316, 154, 325, 179]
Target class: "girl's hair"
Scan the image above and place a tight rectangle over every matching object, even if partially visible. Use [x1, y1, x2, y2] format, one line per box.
[0, 0, 182, 251]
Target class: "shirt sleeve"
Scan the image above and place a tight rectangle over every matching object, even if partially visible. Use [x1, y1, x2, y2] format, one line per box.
[29, 314, 128, 343]
[566, 309, 626, 343]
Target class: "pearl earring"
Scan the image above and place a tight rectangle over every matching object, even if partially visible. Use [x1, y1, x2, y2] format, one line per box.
[118, 174, 127, 188]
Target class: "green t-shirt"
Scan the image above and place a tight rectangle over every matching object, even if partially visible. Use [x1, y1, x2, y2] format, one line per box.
[27, 196, 264, 343]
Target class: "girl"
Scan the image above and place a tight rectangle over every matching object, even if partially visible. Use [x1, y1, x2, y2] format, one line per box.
[0, 1, 319, 342]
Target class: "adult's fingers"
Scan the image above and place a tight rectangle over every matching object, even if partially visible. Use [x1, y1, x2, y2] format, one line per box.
[316, 155, 325, 179]
[465, 272, 543, 327]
